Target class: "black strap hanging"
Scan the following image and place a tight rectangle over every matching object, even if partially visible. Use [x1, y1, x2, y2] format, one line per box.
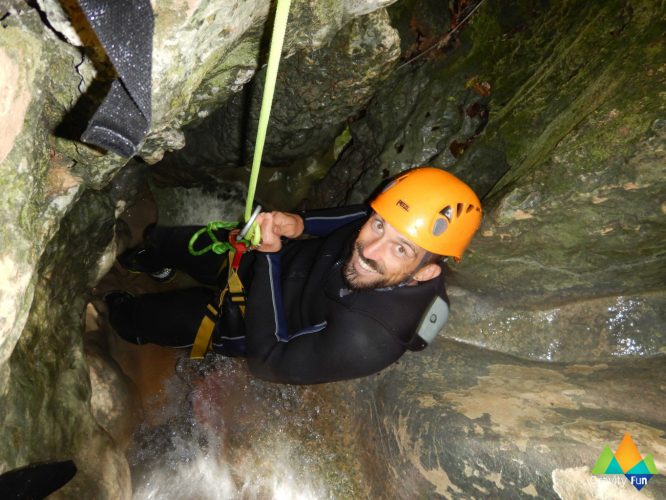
[78, 0, 154, 157]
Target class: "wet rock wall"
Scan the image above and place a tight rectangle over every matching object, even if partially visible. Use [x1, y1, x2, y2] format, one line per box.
[307, 0, 666, 362]
[0, 0, 401, 496]
[0, 0, 664, 498]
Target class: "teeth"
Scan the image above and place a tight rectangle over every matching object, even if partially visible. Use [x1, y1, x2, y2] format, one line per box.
[358, 258, 376, 273]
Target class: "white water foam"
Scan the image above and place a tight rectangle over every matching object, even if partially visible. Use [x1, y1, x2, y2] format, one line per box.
[128, 356, 335, 500]
[151, 182, 248, 227]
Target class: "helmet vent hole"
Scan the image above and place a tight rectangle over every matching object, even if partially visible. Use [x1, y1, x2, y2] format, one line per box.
[466, 204, 475, 213]
[456, 203, 464, 218]
[440, 206, 452, 221]
[432, 218, 448, 236]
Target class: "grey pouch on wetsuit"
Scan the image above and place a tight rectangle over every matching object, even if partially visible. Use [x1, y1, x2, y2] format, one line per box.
[406, 296, 449, 351]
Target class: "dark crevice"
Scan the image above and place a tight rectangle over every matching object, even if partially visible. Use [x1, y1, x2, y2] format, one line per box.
[26, 0, 69, 43]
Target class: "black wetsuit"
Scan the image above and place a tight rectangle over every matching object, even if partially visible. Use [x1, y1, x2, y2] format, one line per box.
[109, 205, 448, 384]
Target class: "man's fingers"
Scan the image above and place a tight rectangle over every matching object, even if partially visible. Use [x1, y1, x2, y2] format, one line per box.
[255, 212, 281, 252]
[272, 212, 304, 238]
[252, 211, 303, 252]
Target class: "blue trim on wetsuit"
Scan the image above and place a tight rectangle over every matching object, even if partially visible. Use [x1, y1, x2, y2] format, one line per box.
[265, 206, 369, 341]
[265, 254, 329, 342]
[290, 321, 327, 339]
[302, 206, 368, 236]
[267, 249, 331, 341]
[266, 253, 289, 341]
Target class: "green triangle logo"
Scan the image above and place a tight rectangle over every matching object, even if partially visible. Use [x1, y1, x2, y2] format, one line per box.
[592, 446, 615, 474]
[644, 454, 659, 475]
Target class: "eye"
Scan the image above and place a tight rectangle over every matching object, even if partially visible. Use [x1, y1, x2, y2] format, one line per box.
[372, 218, 384, 232]
[394, 244, 414, 259]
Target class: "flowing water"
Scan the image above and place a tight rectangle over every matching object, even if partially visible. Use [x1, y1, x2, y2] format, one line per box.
[126, 356, 346, 499]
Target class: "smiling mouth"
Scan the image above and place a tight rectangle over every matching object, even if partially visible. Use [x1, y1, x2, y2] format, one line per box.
[356, 256, 378, 274]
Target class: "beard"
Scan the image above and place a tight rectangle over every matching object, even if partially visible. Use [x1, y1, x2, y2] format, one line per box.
[342, 242, 398, 291]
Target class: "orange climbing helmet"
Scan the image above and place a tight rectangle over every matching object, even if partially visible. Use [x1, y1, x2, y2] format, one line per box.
[370, 167, 482, 260]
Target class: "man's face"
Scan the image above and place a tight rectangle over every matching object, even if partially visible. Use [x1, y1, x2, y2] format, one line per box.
[343, 213, 430, 290]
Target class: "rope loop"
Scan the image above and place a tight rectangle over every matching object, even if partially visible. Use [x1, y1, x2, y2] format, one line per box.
[188, 220, 239, 256]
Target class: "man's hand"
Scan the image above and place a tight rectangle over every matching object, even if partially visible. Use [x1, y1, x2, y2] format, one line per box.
[254, 211, 305, 253]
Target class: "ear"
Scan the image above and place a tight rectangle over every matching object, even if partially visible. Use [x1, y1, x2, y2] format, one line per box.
[412, 262, 442, 282]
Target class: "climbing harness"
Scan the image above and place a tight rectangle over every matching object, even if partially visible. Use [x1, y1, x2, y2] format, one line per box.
[190, 232, 251, 359]
[189, 0, 292, 358]
[188, 205, 262, 359]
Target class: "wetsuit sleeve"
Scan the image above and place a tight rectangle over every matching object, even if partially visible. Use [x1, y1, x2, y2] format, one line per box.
[244, 253, 405, 384]
[300, 205, 369, 237]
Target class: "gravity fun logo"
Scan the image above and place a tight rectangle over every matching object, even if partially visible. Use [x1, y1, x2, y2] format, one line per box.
[591, 432, 659, 491]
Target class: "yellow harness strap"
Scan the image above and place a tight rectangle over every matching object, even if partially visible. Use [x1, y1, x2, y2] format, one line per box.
[190, 306, 218, 359]
[190, 250, 246, 359]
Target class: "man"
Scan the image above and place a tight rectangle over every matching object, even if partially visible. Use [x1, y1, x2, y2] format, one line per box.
[105, 167, 482, 384]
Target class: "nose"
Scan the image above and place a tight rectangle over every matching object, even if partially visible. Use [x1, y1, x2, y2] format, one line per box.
[362, 234, 385, 260]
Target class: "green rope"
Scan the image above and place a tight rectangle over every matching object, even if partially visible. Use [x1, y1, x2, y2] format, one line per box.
[188, 221, 239, 256]
[244, 0, 292, 222]
[189, 0, 291, 257]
